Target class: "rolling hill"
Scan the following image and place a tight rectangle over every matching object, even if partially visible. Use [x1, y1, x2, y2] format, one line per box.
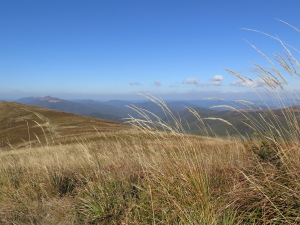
[174, 105, 300, 138]
[16, 96, 205, 120]
[15, 96, 300, 138]
[17, 96, 143, 120]
[0, 101, 130, 149]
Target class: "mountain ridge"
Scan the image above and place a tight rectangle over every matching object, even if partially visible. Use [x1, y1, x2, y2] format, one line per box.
[14, 95, 300, 138]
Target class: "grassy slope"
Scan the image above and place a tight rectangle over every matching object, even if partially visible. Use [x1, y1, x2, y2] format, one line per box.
[1, 102, 300, 224]
[0, 101, 130, 149]
[175, 106, 300, 138]
[0, 102, 246, 224]
[0, 130, 247, 224]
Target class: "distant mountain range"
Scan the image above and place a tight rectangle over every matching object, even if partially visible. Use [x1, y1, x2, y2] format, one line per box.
[17, 96, 224, 122]
[15, 96, 300, 137]
[17, 96, 124, 122]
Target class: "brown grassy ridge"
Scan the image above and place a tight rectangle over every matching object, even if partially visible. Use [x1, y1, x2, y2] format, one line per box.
[0, 101, 130, 149]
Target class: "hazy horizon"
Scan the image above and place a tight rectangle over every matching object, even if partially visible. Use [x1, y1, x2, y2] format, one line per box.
[1, 91, 272, 102]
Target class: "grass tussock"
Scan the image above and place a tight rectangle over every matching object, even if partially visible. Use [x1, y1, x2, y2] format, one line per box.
[2, 23, 300, 224]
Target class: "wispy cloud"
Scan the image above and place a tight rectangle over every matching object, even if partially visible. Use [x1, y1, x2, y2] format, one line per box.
[129, 82, 140, 86]
[184, 78, 199, 84]
[209, 81, 222, 86]
[206, 75, 224, 86]
[221, 90, 240, 93]
[231, 78, 265, 87]
[212, 75, 223, 81]
[154, 80, 161, 86]
[250, 66, 263, 73]
[183, 75, 224, 86]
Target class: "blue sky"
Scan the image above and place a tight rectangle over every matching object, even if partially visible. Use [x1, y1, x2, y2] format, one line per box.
[1, 0, 300, 100]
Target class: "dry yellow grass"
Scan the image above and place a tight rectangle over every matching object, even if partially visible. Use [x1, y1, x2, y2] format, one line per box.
[0, 101, 130, 149]
[0, 126, 249, 224]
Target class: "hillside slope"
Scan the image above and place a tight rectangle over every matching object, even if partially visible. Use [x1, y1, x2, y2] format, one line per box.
[0, 101, 130, 149]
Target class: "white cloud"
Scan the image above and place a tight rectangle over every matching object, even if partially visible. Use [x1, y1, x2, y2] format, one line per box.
[184, 78, 199, 84]
[129, 82, 140, 86]
[154, 80, 161, 86]
[209, 81, 222, 86]
[205, 75, 224, 86]
[221, 90, 240, 93]
[212, 75, 223, 81]
[231, 78, 265, 87]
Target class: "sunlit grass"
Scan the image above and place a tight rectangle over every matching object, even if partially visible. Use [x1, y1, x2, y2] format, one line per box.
[0, 129, 247, 224]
